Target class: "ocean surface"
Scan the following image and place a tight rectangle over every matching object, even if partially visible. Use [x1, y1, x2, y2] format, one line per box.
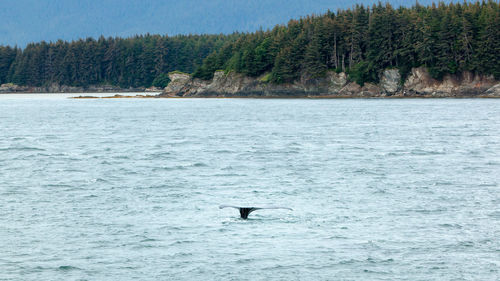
[1, 95, 499, 280]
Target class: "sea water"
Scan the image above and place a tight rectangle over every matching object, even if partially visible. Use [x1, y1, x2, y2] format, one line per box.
[1, 95, 499, 280]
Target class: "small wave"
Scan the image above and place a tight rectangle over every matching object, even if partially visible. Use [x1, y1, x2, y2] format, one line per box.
[488, 211, 500, 218]
[118, 168, 138, 175]
[372, 189, 388, 194]
[439, 223, 463, 229]
[63, 169, 86, 173]
[147, 184, 169, 189]
[177, 163, 207, 169]
[478, 183, 497, 187]
[411, 149, 445, 155]
[166, 140, 194, 146]
[363, 269, 391, 274]
[409, 208, 448, 214]
[213, 173, 246, 177]
[339, 259, 360, 265]
[385, 152, 405, 157]
[113, 155, 130, 160]
[168, 252, 193, 258]
[57, 265, 80, 271]
[368, 258, 394, 263]
[44, 184, 72, 188]
[236, 258, 254, 264]
[140, 238, 158, 243]
[328, 235, 348, 239]
[0, 146, 45, 152]
[169, 240, 196, 246]
[432, 181, 454, 186]
[466, 150, 482, 155]
[458, 241, 474, 247]
[145, 152, 172, 160]
[262, 264, 297, 271]
[352, 168, 383, 175]
[88, 178, 109, 183]
[153, 165, 187, 171]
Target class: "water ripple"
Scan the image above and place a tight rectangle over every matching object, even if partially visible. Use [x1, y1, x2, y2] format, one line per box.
[0, 97, 499, 280]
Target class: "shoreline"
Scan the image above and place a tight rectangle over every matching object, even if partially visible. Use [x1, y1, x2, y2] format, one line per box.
[160, 68, 500, 99]
[3, 67, 500, 99]
[2, 92, 499, 99]
[69, 94, 500, 99]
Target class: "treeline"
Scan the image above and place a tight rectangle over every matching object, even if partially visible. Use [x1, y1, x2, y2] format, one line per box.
[0, 34, 239, 88]
[0, 1, 499, 88]
[194, 1, 500, 85]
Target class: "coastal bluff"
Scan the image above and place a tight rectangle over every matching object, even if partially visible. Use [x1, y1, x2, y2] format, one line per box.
[161, 68, 500, 98]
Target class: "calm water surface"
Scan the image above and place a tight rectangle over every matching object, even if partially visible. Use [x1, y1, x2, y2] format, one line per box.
[1, 95, 499, 280]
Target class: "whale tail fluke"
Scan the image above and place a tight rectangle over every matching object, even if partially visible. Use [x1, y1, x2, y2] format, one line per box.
[219, 205, 292, 219]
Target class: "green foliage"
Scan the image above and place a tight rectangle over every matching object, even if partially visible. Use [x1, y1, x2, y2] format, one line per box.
[193, 1, 500, 85]
[151, 73, 170, 88]
[271, 47, 298, 83]
[1, 1, 499, 87]
[303, 34, 328, 78]
[0, 34, 239, 87]
[348, 61, 377, 86]
[0, 46, 18, 84]
[192, 52, 220, 80]
[260, 73, 272, 83]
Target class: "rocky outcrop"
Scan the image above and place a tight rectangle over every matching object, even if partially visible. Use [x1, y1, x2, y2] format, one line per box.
[0, 83, 30, 93]
[163, 70, 363, 98]
[403, 67, 497, 97]
[380, 69, 401, 94]
[145, 86, 163, 92]
[3, 68, 497, 97]
[484, 83, 500, 97]
[161, 67, 500, 98]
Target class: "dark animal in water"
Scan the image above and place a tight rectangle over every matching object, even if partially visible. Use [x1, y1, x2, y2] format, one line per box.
[219, 205, 293, 219]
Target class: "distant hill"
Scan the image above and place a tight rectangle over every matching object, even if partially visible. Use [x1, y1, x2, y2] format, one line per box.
[0, 0, 453, 46]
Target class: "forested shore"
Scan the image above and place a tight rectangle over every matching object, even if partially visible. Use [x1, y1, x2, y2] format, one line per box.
[0, 35, 238, 89]
[0, 1, 499, 92]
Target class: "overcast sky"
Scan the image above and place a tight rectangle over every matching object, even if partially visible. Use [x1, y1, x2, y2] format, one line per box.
[0, 0, 453, 46]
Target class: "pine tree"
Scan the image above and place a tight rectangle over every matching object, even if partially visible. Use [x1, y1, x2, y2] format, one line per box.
[303, 34, 327, 78]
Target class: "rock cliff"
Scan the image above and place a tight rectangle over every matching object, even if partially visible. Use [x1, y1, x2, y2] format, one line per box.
[162, 68, 500, 98]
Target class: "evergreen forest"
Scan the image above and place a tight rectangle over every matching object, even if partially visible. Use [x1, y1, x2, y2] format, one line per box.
[0, 1, 499, 88]
[0, 34, 238, 88]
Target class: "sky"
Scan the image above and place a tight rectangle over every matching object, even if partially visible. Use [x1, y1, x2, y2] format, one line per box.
[0, 0, 454, 47]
